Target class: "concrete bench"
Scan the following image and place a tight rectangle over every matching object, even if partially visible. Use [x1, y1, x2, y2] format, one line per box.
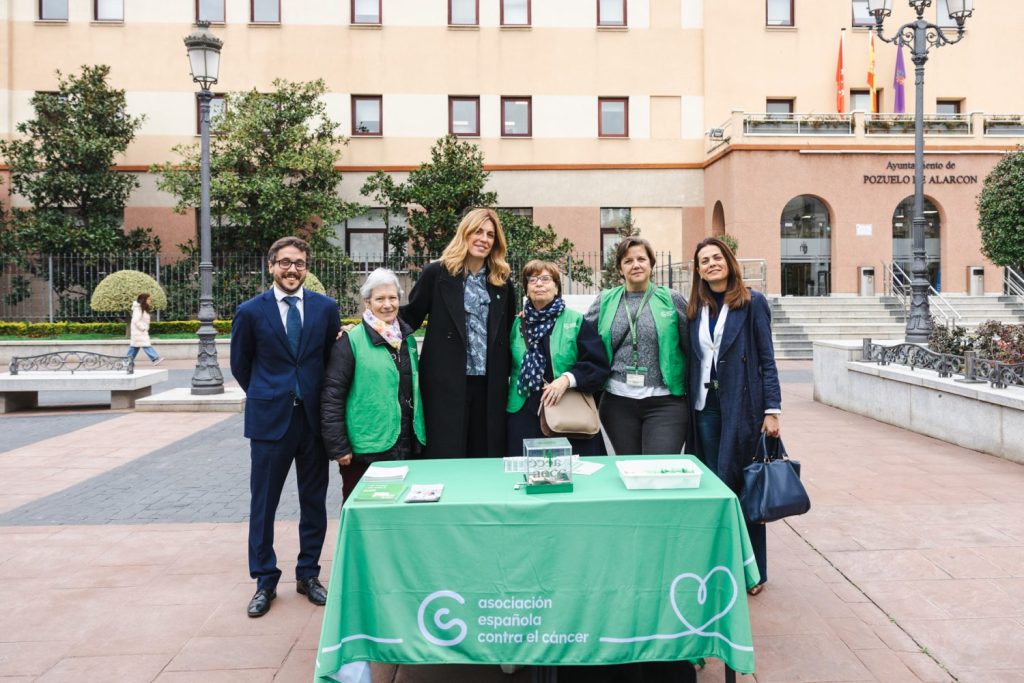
[1, 351, 168, 413]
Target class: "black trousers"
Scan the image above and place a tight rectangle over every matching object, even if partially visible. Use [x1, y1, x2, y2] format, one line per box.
[599, 392, 689, 456]
[464, 375, 490, 457]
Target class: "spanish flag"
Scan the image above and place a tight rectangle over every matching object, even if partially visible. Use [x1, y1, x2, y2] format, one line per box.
[836, 30, 846, 113]
[867, 33, 877, 113]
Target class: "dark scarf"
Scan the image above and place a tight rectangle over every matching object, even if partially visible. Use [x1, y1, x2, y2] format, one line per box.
[517, 296, 566, 397]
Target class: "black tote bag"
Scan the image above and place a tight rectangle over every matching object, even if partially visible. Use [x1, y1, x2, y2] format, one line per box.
[740, 434, 811, 524]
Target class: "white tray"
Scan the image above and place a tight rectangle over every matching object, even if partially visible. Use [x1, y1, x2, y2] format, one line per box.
[615, 459, 702, 490]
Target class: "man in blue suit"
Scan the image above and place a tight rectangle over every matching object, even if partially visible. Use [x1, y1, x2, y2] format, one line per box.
[231, 236, 341, 618]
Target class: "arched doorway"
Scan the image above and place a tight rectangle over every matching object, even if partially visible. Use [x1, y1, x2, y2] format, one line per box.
[780, 195, 832, 296]
[711, 201, 725, 236]
[892, 196, 941, 290]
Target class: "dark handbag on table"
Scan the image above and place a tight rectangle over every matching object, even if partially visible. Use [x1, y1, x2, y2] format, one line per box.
[539, 390, 600, 439]
[740, 433, 811, 524]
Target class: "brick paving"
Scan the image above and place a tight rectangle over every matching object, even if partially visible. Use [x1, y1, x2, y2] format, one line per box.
[0, 360, 1022, 681]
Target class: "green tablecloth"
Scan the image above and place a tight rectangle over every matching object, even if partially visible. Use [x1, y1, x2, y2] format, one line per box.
[315, 455, 759, 679]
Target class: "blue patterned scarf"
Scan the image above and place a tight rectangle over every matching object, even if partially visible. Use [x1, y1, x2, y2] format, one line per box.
[517, 296, 566, 397]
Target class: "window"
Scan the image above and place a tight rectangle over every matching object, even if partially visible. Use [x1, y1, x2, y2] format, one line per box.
[501, 0, 529, 25]
[95, 0, 123, 21]
[599, 97, 628, 137]
[501, 207, 534, 220]
[449, 0, 478, 25]
[352, 95, 382, 136]
[450, 97, 480, 136]
[40, 0, 68, 20]
[936, 0, 958, 28]
[766, 0, 793, 26]
[345, 208, 394, 264]
[251, 0, 279, 22]
[766, 98, 794, 119]
[501, 97, 531, 137]
[352, 0, 381, 24]
[197, 0, 225, 23]
[601, 208, 631, 265]
[597, 0, 626, 27]
[936, 99, 962, 116]
[851, 0, 873, 26]
[197, 94, 226, 134]
[850, 89, 871, 112]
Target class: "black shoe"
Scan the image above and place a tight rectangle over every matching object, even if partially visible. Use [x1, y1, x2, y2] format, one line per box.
[296, 576, 328, 606]
[247, 588, 276, 618]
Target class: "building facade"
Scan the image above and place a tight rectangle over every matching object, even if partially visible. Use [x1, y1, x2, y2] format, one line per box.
[1, 0, 1021, 294]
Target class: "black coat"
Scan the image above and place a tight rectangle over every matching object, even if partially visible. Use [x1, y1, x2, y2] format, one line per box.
[400, 260, 516, 458]
[320, 319, 419, 464]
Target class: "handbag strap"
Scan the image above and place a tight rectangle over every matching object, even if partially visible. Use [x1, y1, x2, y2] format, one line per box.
[754, 433, 789, 463]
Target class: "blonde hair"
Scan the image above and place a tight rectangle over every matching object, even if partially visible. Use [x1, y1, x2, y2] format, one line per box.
[440, 208, 511, 287]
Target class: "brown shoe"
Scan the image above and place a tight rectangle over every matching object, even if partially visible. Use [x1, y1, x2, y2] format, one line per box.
[747, 582, 766, 596]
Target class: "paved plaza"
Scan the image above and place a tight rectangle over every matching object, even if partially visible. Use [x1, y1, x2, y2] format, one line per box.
[1, 359, 1022, 682]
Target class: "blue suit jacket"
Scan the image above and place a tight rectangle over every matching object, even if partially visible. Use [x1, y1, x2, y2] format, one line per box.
[686, 290, 781, 491]
[231, 288, 341, 442]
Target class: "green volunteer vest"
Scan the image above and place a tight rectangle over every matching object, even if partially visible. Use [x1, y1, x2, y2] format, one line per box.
[507, 308, 584, 414]
[597, 285, 686, 396]
[346, 324, 426, 453]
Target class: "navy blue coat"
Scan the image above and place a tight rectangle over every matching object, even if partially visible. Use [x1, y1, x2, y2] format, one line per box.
[231, 288, 341, 442]
[686, 290, 781, 492]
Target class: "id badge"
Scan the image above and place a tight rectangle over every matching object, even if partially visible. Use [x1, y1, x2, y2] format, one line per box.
[625, 366, 647, 387]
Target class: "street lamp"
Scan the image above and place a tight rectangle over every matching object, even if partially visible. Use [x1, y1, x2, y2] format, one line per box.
[184, 21, 225, 394]
[867, 0, 973, 343]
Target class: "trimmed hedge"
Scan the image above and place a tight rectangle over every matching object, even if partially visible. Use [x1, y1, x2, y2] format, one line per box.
[0, 318, 367, 338]
[90, 270, 168, 312]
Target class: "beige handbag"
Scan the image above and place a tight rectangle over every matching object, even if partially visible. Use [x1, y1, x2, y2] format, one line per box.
[539, 390, 600, 439]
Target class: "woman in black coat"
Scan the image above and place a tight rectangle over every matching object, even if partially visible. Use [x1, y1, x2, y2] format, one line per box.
[506, 260, 610, 457]
[686, 237, 781, 596]
[400, 208, 516, 458]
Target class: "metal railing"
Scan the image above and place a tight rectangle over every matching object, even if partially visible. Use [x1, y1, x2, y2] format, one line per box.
[863, 338, 1024, 389]
[983, 114, 1024, 136]
[743, 113, 853, 136]
[865, 113, 973, 136]
[3, 250, 721, 322]
[1005, 265, 1024, 300]
[883, 261, 961, 327]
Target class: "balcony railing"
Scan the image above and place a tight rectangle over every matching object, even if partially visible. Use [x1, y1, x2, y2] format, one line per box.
[743, 113, 853, 136]
[865, 113, 972, 136]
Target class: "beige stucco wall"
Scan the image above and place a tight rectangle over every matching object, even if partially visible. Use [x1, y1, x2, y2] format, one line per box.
[705, 150, 1003, 295]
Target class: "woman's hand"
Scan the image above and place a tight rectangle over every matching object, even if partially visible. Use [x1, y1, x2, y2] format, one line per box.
[541, 376, 571, 407]
[761, 415, 780, 438]
[337, 324, 354, 340]
[336, 453, 353, 466]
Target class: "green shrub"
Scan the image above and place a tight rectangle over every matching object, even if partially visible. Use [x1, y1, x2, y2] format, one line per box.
[90, 270, 168, 312]
[929, 319, 1024, 364]
[304, 272, 326, 294]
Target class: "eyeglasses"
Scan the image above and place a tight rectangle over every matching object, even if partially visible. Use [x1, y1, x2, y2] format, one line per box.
[274, 258, 308, 271]
[528, 275, 555, 285]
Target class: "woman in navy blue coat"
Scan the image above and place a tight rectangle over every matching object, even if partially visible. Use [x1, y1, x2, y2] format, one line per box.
[685, 237, 781, 595]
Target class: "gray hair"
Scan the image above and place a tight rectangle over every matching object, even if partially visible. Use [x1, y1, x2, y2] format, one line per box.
[360, 268, 403, 300]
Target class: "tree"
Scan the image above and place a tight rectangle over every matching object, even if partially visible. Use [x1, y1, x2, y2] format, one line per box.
[977, 146, 1024, 271]
[0, 64, 156, 255]
[600, 213, 642, 289]
[153, 78, 359, 253]
[360, 171, 411, 267]
[500, 211, 593, 286]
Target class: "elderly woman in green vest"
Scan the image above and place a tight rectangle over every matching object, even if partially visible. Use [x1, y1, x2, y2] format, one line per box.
[321, 268, 425, 502]
[507, 260, 610, 457]
[585, 237, 689, 455]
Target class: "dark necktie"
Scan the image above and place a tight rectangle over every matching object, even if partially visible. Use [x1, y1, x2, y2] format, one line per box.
[283, 296, 302, 399]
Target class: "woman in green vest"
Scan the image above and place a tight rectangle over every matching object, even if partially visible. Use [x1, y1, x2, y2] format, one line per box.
[507, 260, 610, 457]
[321, 268, 425, 502]
[585, 237, 689, 455]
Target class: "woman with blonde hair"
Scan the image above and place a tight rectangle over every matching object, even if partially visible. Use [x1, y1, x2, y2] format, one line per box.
[401, 208, 516, 458]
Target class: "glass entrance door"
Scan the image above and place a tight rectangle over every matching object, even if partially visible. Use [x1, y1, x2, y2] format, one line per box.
[780, 196, 832, 296]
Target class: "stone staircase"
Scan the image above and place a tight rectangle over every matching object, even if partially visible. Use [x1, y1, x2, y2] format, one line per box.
[770, 295, 1024, 359]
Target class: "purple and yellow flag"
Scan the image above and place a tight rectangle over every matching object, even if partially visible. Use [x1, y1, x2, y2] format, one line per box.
[893, 44, 906, 113]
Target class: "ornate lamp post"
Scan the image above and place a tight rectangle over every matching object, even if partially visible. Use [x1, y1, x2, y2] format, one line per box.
[184, 22, 225, 394]
[867, 0, 973, 343]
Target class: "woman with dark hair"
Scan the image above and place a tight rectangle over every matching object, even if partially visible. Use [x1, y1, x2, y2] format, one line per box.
[127, 293, 163, 365]
[686, 236, 781, 596]
[585, 237, 689, 455]
[506, 260, 610, 457]
[401, 208, 516, 458]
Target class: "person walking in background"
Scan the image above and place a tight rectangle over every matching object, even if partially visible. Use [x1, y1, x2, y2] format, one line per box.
[400, 208, 516, 458]
[321, 268, 425, 502]
[686, 236, 781, 596]
[230, 236, 341, 618]
[126, 293, 163, 365]
[586, 237, 689, 456]
[506, 260, 609, 457]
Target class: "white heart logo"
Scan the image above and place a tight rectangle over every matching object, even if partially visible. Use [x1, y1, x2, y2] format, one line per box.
[668, 566, 739, 635]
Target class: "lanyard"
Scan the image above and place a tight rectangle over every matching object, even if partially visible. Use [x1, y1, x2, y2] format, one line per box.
[623, 286, 654, 365]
